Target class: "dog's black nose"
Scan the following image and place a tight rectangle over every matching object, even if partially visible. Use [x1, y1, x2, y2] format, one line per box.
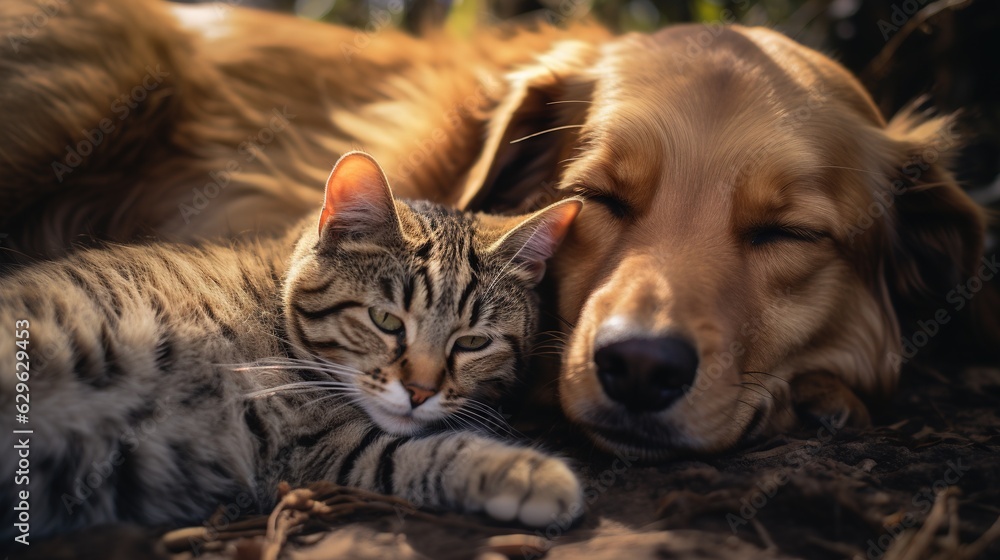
[594, 336, 699, 411]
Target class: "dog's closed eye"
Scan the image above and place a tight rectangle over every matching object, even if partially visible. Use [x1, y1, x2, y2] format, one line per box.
[574, 185, 632, 220]
[747, 226, 828, 247]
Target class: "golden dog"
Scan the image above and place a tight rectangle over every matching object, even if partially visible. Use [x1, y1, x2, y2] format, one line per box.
[1, 0, 993, 459]
[459, 27, 993, 458]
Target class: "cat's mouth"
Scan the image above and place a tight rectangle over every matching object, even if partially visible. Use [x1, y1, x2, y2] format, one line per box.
[364, 402, 435, 436]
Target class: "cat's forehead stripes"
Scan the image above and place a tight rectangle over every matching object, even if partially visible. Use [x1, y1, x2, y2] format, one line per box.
[400, 206, 534, 338]
[298, 201, 522, 342]
[400, 205, 480, 321]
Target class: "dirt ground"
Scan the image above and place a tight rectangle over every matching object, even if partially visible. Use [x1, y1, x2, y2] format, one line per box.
[17, 361, 1000, 560]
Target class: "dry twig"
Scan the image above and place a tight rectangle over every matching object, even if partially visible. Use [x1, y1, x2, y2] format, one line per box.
[161, 481, 527, 559]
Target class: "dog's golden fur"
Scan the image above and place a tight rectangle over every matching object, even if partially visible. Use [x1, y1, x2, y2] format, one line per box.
[2, 0, 994, 459]
[1, 0, 605, 255]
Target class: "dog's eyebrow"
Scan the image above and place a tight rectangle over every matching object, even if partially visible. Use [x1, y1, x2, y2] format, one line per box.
[612, 155, 663, 194]
[745, 191, 838, 235]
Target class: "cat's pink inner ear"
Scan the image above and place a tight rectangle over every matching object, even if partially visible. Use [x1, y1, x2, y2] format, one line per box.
[518, 198, 582, 263]
[494, 198, 582, 283]
[318, 151, 395, 235]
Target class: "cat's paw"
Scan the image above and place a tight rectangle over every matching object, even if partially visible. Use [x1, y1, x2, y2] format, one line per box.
[472, 449, 583, 527]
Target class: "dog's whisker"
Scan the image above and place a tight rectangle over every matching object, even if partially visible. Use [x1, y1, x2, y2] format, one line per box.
[736, 399, 763, 414]
[716, 407, 742, 426]
[542, 309, 576, 330]
[528, 343, 568, 352]
[534, 328, 571, 339]
[509, 124, 585, 144]
[743, 371, 789, 384]
[737, 382, 773, 402]
[530, 344, 566, 350]
[743, 374, 778, 400]
[742, 376, 786, 397]
[528, 351, 564, 358]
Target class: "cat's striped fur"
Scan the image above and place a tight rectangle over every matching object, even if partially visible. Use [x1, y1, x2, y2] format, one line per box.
[0, 153, 583, 540]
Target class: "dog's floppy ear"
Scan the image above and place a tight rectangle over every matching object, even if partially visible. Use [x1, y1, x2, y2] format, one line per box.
[458, 41, 598, 213]
[879, 110, 992, 339]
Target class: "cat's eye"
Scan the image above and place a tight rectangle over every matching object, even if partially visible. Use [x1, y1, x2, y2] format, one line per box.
[454, 335, 491, 352]
[368, 307, 404, 334]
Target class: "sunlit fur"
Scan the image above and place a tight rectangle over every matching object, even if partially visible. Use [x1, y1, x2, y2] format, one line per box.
[0, 154, 584, 537]
[0, 0, 606, 261]
[2, 1, 992, 461]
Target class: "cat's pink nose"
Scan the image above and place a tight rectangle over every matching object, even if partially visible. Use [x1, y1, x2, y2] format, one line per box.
[404, 383, 437, 408]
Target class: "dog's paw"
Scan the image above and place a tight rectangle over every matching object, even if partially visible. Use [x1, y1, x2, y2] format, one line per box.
[470, 448, 583, 527]
[791, 370, 871, 429]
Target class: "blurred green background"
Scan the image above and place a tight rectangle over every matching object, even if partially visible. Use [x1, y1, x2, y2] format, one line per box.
[172, 0, 999, 243]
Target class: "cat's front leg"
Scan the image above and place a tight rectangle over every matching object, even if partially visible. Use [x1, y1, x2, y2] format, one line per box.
[340, 431, 583, 527]
[399, 432, 583, 527]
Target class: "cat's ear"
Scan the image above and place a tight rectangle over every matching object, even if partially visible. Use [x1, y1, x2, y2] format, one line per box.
[318, 151, 400, 239]
[489, 198, 583, 285]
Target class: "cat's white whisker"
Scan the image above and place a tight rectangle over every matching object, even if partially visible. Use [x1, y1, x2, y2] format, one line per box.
[251, 331, 363, 374]
[251, 380, 356, 391]
[246, 380, 359, 399]
[452, 406, 520, 438]
[448, 415, 475, 433]
[303, 392, 362, 409]
[461, 398, 510, 417]
[459, 400, 524, 438]
[251, 355, 363, 371]
[225, 358, 364, 380]
[248, 389, 348, 400]
[231, 364, 359, 377]
[445, 412, 481, 433]
[452, 410, 514, 438]
[456, 408, 510, 431]
[249, 389, 342, 400]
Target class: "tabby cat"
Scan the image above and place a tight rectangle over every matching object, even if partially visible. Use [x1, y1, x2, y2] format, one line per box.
[0, 152, 584, 541]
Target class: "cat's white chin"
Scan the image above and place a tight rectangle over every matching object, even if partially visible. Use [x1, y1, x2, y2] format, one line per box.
[363, 403, 434, 436]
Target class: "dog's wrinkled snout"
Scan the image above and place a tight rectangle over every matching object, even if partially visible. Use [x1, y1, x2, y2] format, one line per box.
[594, 336, 699, 411]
